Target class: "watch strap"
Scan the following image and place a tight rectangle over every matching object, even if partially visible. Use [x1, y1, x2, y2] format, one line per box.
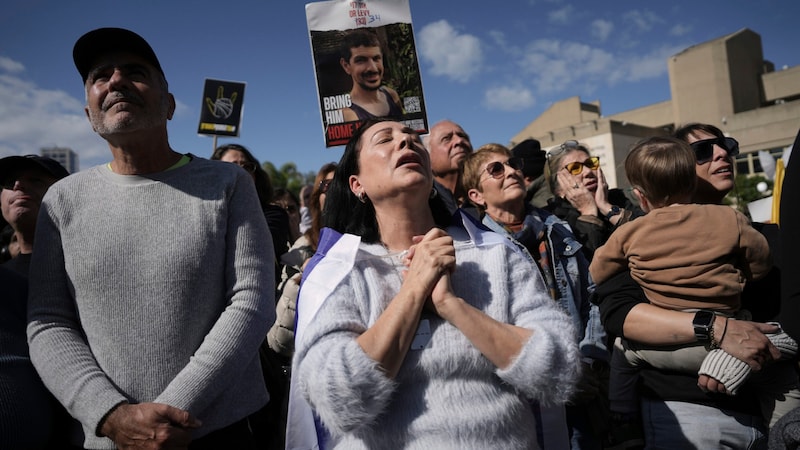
[605, 205, 621, 220]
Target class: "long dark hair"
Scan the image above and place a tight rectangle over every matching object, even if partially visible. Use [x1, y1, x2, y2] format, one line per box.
[211, 143, 274, 210]
[307, 162, 337, 250]
[322, 119, 451, 243]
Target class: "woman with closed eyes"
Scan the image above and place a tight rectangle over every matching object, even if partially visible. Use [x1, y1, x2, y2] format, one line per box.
[290, 120, 580, 449]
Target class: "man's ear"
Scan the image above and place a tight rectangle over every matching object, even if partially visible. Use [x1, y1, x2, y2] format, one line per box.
[467, 188, 485, 208]
[167, 93, 176, 120]
[340, 57, 351, 75]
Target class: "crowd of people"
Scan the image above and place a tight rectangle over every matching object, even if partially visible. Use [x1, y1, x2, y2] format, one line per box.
[1, 26, 799, 450]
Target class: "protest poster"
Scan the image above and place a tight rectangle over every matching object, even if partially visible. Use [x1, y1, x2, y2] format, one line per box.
[306, 0, 428, 147]
[197, 78, 246, 137]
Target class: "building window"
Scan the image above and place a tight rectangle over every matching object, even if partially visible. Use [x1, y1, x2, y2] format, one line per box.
[735, 148, 785, 176]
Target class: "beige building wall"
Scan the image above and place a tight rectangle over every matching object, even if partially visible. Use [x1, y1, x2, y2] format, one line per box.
[511, 96, 601, 145]
[608, 100, 673, 129]
[763, 65, 800, 102]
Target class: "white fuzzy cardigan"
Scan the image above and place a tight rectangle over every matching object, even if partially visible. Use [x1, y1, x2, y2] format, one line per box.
[294, 225, 580, 449]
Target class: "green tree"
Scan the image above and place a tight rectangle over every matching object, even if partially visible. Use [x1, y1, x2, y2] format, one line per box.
[724, 174, 772, 215]
[262, 161, 315, 196]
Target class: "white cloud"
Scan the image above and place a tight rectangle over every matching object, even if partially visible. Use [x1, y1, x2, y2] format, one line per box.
[0, 56, 24, 73]
[622, 10, 662, 32]
[504, 35, 677, 101]
[669, 24, 691, 37]
[548, 5, 574, 25]
[591, 19, 614, 42]
[622, 45, 684, 82]
[488, 30, 507, 48]
[518, 39, 615, 93]
[0, 62, 109, 169]
[483, 85, 535, 112]
[418, 20, 483, 83]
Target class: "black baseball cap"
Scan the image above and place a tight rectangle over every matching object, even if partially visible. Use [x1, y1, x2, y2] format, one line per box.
[511, 138, 546, 179]
[73, 27, 164, 82]
[0, 155, 70, 187]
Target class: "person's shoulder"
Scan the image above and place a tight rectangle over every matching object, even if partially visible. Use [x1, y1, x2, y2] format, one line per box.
[338, 107, 358, 122]
[43, 165, 102, 197]
[529, 205, 561, 225]
[447, 224, 472, 244]
[189, 154, 229, 171]
[188, 155, 247, 179]
[381, 85, 402, 106]
[691, 203, 748, 223]
[380, 85, 399, 97]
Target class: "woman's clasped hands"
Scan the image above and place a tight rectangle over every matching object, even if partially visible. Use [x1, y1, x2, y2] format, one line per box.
[399, 228, 461, 318]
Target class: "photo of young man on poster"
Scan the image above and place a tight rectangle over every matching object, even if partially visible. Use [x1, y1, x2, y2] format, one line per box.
[337, 29, 404, 122]
[307, 0, 428, 147]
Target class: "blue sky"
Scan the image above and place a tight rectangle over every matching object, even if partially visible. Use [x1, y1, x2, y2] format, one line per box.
[0, 0, 797, 176]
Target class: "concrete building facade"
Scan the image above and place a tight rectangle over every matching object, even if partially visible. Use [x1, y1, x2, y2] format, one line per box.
[511, 28, 800, 190]
[41, 146, 79, 173]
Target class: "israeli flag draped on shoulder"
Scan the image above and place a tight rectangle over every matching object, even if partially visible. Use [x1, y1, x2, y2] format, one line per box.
[285, 226, 355, 450]
[451, 208, 521, 253]
[284, 209, 521, 450]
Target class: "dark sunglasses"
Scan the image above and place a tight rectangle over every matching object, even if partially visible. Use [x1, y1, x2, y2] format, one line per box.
[689, 137, 739, 164]
[482, 157, 523, 180]
[564, 157, 600, 175]
[319, 179, 332, 194]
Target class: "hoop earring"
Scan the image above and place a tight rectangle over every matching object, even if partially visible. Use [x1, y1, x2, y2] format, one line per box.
[429, 187, 438, 199]
[357, 191, 367, 203]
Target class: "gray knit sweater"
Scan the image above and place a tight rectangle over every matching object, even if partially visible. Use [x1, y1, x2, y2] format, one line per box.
[295, 226, 580, 449]
[27, 157, 275, 449]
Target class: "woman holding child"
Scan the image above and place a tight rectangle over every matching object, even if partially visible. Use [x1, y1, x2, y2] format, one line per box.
[291, 119, 580, 449]
[596, 124, 784, 448]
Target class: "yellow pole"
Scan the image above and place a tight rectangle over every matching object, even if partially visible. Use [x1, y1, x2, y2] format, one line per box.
[772, 158, 785, 225]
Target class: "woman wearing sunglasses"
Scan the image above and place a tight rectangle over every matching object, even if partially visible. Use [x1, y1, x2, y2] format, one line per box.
[463, 143, 609, 450]
[595, 123, 779, 448]
[544, 140, 641, 260]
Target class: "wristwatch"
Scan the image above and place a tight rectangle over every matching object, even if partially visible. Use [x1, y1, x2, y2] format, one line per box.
[693, 310, 716, 342]
[605, 205, 621, 220]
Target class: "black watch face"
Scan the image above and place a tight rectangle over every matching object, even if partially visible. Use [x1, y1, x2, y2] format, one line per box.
[693, 311, 714, 340]
[693, 311, 714, 327]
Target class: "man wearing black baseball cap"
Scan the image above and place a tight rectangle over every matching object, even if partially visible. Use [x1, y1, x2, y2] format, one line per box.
[72, 27, 165, 83]
[0, 154, 69, 276]
[27, 28, 274, 449]
[511, 138, 552, 208]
